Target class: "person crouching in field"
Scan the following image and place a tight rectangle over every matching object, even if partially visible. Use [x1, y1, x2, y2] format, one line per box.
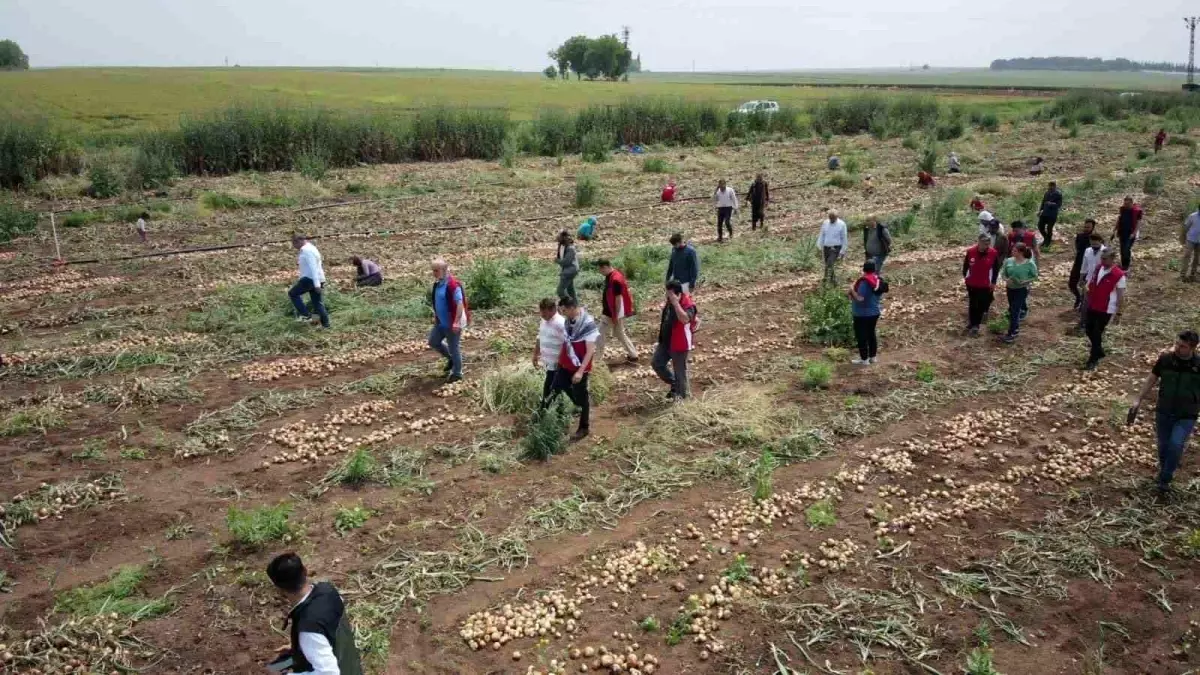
[963, 233, 1002, 337]
[1129, 330, 1200, 498]
[429, 258, 468, 383]
[917, 171, 935, 188]
[661, 179, 677, 203]
[596, 259, 638, 363]
[652, 280, 699, 401]
[848, 260, 884, 365]
[533, 298, 567, 404]
[289, 234, 330, 328]
[1000, 243, 1038, 343]
[577, 216, 597, 241]
[548, 296, 598, 441]
[266, 552, 363, 675]
[350, 256, 382, 287]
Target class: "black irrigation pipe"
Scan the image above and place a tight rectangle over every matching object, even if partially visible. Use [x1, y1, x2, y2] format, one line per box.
[41, 178, 825, 267]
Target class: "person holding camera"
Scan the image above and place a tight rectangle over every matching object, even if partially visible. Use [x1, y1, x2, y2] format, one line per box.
[265, 552, 362, 675]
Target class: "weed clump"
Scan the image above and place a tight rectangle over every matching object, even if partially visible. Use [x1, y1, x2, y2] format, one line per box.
[751, 449, 777, 501]
[86, 162, 122, 198]
[1143, 173, 1165, 195]
[581, 130, 613, 163]
[520, 399, 571, 461]
[465, 258, 506, 311]
[479, 364, 545, 415]
[803, 288, 853, 347]
[0, 200, 37, 244]
[802, 361, 833, 390]
[574, 174, 601, 208]
[54, 565, 172, 619]
[225, 503, 293, 549]
[642, 157, 672, 173]
[805, 499, 836, 528]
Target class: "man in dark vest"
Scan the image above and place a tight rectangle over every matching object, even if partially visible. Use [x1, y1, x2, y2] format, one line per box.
[267, 552, 362, 675]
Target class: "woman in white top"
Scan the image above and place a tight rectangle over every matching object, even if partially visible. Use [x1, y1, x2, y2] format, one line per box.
[533, 297, 567, 403]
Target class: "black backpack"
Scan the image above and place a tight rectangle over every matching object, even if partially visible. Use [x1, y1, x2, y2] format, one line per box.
[875, 278, 890, 295]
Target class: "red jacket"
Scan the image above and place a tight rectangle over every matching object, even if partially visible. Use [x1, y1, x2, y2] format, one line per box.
[437, 275, 470, 329]
[660, 294, 698, 353]
[557, 311, 599, 374]
[962, 245, 1001, 289]
[1086, 265, 1125, 314]
[661, 185, 676, 202]
[970, 198, 986, 212]
[1008, 230, 1036, 249]
[1155, 131, 1167, 146]
[602, 270, 635, 319]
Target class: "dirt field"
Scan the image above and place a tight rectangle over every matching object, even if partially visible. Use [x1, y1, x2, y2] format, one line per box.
[2, 116, 1199, 675]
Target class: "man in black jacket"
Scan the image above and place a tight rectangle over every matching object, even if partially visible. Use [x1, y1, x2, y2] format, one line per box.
[1037, 181, 1064, 247]
[746, 174, 770, 231]
[665, 233, 700, 294]
[267, 552, 362, 675]
[1068, 219, 1096, 310]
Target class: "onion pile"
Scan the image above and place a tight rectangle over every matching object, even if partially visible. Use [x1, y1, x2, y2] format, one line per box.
[460, 590, 583, 651]
[8, 333, 204, 367]
[0, 612, 153, 675]
[233, 340, 427, 382]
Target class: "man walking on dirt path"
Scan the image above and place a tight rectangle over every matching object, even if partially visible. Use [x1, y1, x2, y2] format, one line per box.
[1069, 219, 1097, 309]
[266, 552, 363, 675]
[652, 280, 699, 401]
[1129, 330, 1200, 497]
[1181, 207, 1200, 282]
[713, 179, 738, 243]
[862, 216, 893, 275]
[1155, 128, 1168, 154]
[556, 231, 579, 301]
[533, 298, 567, 404]
[1076, 232, 1107, 330]
[1082, 249, 1125, 371]
[747, 174, 770, 231]
[1113, 196, 1143, 271]
[1037, 181, 1063, 248]
[289, 234, 330, 329]
[596, 259, 638, 363]
[817, 210, 848, 285]
[549, 296, 598, 441]
[1006, 220, 1041, 264]
[962, 233, 1002, 337]
[666, 233, 700, 294]
[429, 258, 468, 383]
[135, 212, 148, 244]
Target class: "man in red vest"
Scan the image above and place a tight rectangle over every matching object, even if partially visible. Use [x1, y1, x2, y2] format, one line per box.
[595, 259, 638, 363]
[550, 296, 599, 440]
[661, 180, 677, 203]
[962, 234, 1003, 337]
[652, 280, 699, 400]
[1083, 249, 1126, 371]
[1006, 220, 1041, 263]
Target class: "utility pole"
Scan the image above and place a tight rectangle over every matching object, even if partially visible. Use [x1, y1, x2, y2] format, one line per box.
[621, 26, 631, 81]
[1185, 17, 1199, 92]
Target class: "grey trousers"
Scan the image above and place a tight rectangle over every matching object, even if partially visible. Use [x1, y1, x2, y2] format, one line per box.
[822, 247, 841, 284]
[652, 344, 690, 398]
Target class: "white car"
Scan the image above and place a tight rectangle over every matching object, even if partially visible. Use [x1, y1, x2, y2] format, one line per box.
[734, 100, 780, 114]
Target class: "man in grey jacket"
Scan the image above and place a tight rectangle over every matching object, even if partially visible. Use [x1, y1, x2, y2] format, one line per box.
[666, 233, 700, 294]
[556, 231, 579, 300]
[862, 216, 893, 274]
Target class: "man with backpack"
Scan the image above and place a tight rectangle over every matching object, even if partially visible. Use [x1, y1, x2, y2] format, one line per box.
[428, 258, 468, 383]
[962, 233, 1003, 337]
[862, 216, 893, 274]
[652, 280, 698, 400]
[848, 260, 886, 365]
[595, 259, 638, 363]
[1037, 181, 1064, 248]
[266, 552, 363, 675]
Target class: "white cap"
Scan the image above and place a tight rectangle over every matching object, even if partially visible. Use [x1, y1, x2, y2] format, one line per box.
[978, 210, 993, 223]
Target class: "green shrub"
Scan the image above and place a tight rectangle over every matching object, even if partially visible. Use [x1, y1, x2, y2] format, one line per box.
[333, 505, 372, 534]
[87, 162, 122, 198]
[843, 155, 861, 175]
[479, 363, 545, 415]
[613, 244, 667, 282]
[935, 119, 964, 141]
[751, 449, 778, 501]
[1067, 122, 1080, 138]
[334, 448, 379, 486]
[901, 133, 919, 150]
[346, 182, 370, 194]
[929, 189, 967, 236]
[1143, 173, 1165, 194]
[917, 142, 939, 174]
[126, 134, 178, 190]
[500, 134, 520, 168]
[803, 288, 854, 346]
[521, 398, 571, 461]
[0, 200, 37, 244]
[225, 503, 293, 549]
[915, 362, 936, 383]
[642, 157, 672, 173]
[825, 173, 858, 189]
[1168, 135, 1196, 148]
[889, 205, 920, 235]
[805, 500, 836, 528]
[802, 361, 833, 390]
[0, 115, 82, 189]
[810, 94, 939, 137]
[201, 191, 245, 210]
[575, 174, 601, 208]
[975, 112, 1000, 132]
[581, 130, 613, 163]
[295, 147, 330, 182]
[465, 258, 506, 310]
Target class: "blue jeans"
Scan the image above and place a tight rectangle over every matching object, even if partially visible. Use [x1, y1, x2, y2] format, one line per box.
[428, 324, 462, 377]
[1155, 410, 1196, 488]
[288, 277, 329, 327]
[870, 254, 887, 275]
[1005, 287, 1029, 337]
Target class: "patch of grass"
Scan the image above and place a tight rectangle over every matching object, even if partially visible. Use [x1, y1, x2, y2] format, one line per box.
[119, 446, 150, 460]
[465, 258, 506, 311]
[975, 182, 1012, 197]
[642, 157, 672, 173]
[1178, 528, 1200, 558]
[973, 621, 993, 647]
[825, 172, 859, 189]
[520, 398, 570, 461]
[478, 363, 544, 415]
[987, 314, 1009, 335]
[915, 362, 936, 383]
[330, 448, 380, 486]
[802, 361, 833, 390]
[199, 191, 297, 210]
[805, 499, 836, 528]
[225, 503, 293, 549]
[965, 647, 1001, 675]
[823, 346, 850, 362]
[574, 174, 601, 208]
[1143, 173, 1165, 195]
[0, 403, 66, 437]
[55, 565, 172, 620]
[901, 133, 919, 150]
[345, 181, 370, 194]
[0, 200, 38, 243]
[87, 161, 122, 198]
[639, 615, 661, 632]
[581, 130, 614, 163]
[334, 504, 373, 534]
[803, 287, 853, 347]
[723, 553, 751, 583]
[1136, 148, 1151, 160]
[71, 439, 107, 462]
[752, 448, 778, 501]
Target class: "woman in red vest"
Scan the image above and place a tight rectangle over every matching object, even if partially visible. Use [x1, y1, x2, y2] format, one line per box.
[962, 234, 1002, 337]
[595, 259, 638, 363]
[1083, 249, 1126, 371]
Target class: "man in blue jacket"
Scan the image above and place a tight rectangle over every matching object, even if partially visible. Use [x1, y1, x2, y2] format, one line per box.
[666, 233, 700, 294]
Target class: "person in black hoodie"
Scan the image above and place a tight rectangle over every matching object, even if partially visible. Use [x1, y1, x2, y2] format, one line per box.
[746, 174, 770, 231]
[1068, 219, 1096, 310]
[267, 552, 362, 675]
[1036, 181, 1063, 247]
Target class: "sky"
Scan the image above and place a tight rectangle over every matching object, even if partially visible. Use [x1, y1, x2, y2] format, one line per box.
[2, 0, 1194, 71]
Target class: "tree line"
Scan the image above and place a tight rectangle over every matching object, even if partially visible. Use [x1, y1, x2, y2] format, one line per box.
[990, 56, 1187, 73]
[545, 35, 640, 81]
[0, 40, 29, 70]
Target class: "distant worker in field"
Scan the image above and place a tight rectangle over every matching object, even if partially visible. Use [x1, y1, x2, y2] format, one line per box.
[817, 210, 849, 285]
[1129, 329, 1200, 498]
[827, 155, 841, 170]
[577, 216, 597, 241]
[549, 295, 598, 441]
[862, 216, 893, 274]
[1036, 181, 1064, 248]
[266, 552, 362, 675]
[595, 258, 638, 364]
[948, 152, 961, 174]
[661, 179, 677, 203]
[1182, 206, 1200, 282]
[666, 233, 700, 294]
[652, 280, 699, 401]
[970, 195, 986, 213]
[289, 234, 330, 329]
[135, 212, 149, 243]
[746, 173, 770, 231]
[713, 179, 739, 243]
[1068, 219, 1098, 310]
[1155, 128, 1168, 154]
[1113, 196, 1144, 271]
[1082, 248, 1126, 371]
[350, 256, 382, 287]
[848, 260, 885, 365]
[429, 258, 468, 383]
[1030, 156, 1045, 176]
[962, 233, 1002, 337]
[1007, 220, 1041, 264]
[555, 231, 579, 301]
[917, 171, 935, 189]
[1000, 242, 1038, 344]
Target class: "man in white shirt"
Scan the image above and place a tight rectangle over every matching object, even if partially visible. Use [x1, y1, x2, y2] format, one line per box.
[1182, 209, 1200, 282]
[533, 298, 567, 404]
[816, 210, 849, 285]
[1076, 233, 1107, 328]
[713, 179, 739, 243]
[289, 234, 330, 328]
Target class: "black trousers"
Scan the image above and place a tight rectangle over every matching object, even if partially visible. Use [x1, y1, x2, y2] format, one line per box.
[750, 204, 765, 230]
[541, 369, 555, 403]
[1118, 234, 1134, 270]
[1067, 265, 1083, 306]
[1084, 309, 1112, 363]
[544, 369, 590, 431]
[1037, 213, 1057, 246]
[853, 316, 879, 360]
[355, 272, 382, 287]
[717, 207, 733, 240]
[966, 286, 994, 329]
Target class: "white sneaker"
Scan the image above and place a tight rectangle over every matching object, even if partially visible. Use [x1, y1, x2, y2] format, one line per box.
[868, 357, 878, 364]
[851, 358, 868, 365]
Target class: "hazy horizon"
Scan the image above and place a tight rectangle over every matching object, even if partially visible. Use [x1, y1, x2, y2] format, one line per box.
[2, 0, 1193, 71]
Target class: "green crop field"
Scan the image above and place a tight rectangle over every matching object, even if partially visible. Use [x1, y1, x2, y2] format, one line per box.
[0, 67, 1056, 137]
[647, 68, 1192, 91]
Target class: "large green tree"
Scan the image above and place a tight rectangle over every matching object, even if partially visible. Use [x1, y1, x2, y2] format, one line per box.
[0, 40, 29, 70]
[550, 34, 633, 81]
[559, 35, 591, 81]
